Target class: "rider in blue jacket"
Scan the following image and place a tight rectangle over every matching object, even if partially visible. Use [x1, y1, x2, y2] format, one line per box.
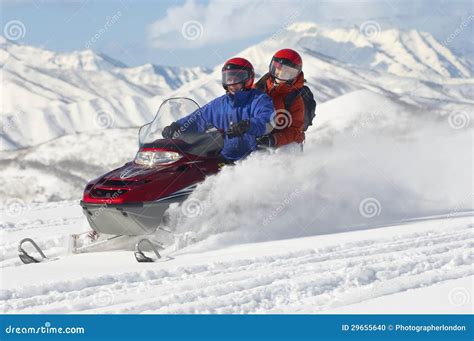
[162, 57, 274, 161]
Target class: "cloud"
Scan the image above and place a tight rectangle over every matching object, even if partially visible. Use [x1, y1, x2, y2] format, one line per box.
[146, 0, 472, 52]
[147, 0, 304, 49]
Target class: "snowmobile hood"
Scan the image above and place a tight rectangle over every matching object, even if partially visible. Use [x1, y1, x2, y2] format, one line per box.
[105, 162, 173, 182]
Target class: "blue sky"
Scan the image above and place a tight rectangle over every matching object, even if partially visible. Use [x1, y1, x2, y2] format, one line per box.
[1, 0, 472, 68]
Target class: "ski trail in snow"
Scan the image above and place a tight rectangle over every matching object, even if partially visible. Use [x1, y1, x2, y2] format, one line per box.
[1, 217, 472, 313]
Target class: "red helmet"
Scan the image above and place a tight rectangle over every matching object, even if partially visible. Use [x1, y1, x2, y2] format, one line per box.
[269, 49, 302, 83]
[221, 57, 255, 91]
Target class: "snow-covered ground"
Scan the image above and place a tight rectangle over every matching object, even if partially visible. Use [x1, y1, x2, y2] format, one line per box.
[0, 200, 472, 313]
[326, 276, 473, 314]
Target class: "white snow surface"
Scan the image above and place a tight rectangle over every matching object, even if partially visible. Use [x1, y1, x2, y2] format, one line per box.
[0, 201, 472, 313]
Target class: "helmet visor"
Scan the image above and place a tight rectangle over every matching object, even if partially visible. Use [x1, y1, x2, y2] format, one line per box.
[270, 60, 300, 81]
[222, 69, 249, 86]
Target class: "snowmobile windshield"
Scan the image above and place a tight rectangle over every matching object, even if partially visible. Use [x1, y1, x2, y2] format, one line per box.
[138, 97, 201, 146]
[222, 69, 250, 86]
[269, 59, 300, 81]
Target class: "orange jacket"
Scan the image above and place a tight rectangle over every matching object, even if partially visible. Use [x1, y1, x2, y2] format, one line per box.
[254, 72, 305, 146]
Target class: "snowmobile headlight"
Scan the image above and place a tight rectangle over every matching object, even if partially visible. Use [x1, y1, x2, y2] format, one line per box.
[134, 150, 182, 166]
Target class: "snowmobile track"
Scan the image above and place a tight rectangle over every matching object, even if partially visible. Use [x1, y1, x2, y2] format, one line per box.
[1, 218, 472, 313]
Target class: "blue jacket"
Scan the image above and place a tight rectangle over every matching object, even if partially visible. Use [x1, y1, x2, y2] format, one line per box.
[176, 89, 274, 161]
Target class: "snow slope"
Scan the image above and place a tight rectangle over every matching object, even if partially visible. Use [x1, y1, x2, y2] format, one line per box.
[0, 200, 472, 313]
[172, 23, 474, 107]
[2, 24, 473, 152]
[0, 129, 138, 202]
[0, 36, 210, 113]
[0, 36, 210, 150]
[326, 276, 473, 314]
[286, 22, 471, 78]
[0, 89, 471, 314]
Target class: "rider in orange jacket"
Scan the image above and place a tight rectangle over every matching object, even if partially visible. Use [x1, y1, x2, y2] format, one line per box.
[254, 49, 305, 147]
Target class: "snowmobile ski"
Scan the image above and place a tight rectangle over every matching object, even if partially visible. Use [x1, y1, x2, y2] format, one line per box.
[18, 238, 47, 264]
[134, 238, 163, 263]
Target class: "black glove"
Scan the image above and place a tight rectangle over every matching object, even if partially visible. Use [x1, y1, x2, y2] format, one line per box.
[227, 120, 250, 138]
[256, 134, 276, 148]
[162, 122, 181, 139]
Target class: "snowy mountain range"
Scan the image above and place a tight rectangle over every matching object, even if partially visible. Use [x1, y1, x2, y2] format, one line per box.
[288, 22, 472, 78]
[0, 35, 211, 114]
[1, 24, 473, 151]
[0, 35, 211, 151]
[177, 22, 473, 110]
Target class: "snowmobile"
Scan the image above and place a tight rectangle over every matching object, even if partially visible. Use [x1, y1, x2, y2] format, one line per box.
[18, 98, 225, 264]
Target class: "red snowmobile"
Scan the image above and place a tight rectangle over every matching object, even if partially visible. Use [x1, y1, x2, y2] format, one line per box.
[18, 98, 225, 264]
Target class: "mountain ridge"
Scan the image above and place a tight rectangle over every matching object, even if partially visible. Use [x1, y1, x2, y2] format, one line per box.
[1, 23, 472, 152]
